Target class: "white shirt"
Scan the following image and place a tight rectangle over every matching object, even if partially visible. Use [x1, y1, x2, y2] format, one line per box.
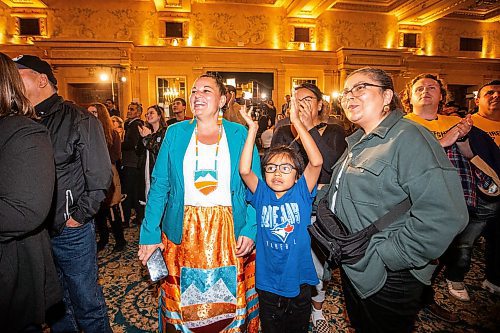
[183, 129, 232, 206]
[261, 128, 274, 148]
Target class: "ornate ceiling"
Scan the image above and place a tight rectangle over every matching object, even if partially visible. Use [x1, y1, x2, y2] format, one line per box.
[2, 0, 499, 23]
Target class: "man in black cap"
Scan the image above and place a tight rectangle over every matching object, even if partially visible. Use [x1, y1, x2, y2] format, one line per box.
[14, 54, 113, 333]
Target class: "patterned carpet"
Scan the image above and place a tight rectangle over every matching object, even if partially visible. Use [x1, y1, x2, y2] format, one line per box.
[98, 227, 500, 332]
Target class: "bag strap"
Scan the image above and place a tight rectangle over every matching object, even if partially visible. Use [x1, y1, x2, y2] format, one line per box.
[372, 197, 411, 232]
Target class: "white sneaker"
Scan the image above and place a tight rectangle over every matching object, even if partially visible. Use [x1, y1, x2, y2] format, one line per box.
[446, 279, 470, 301]
[311, 308, 331, 333]
[482, 279, 500, 296]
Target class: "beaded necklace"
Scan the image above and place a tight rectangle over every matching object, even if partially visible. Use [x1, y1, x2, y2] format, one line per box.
[193, 121, 223, 195]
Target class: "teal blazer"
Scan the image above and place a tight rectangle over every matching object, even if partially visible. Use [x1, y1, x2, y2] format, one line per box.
[139, 119, 262, 245]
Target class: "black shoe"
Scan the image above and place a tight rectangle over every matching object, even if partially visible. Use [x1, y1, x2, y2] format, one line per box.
[112, 241, 127, 253]
[97, 241, 107, 253]
[426, 303, 459, 323]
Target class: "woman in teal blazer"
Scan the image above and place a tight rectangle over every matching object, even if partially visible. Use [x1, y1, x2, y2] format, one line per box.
[138, 73, 262, 332]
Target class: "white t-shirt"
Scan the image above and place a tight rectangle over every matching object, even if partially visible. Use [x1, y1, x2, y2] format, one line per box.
[183, 129, 232, 206]
[261, 128, 274, 148]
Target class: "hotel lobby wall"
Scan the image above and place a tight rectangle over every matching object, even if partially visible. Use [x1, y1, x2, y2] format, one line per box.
[2, 44, 499, 117]
[1, 2, 497, 56]
[130, 47, 337, 116]
[1, 0, 498, 114]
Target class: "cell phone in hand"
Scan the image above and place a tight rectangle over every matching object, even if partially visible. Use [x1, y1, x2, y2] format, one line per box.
[146, 247, 168, 282]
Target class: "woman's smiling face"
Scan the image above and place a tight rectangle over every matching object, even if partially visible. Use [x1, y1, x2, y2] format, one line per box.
[341, 72, 392, 131]
[145, 107, 160, 125]
[189, 76, 225, 120]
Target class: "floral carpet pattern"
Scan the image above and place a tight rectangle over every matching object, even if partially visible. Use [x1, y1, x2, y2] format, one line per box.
[98, 228, 500, 332]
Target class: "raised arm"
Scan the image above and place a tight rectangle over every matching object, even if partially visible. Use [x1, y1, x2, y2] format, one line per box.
[238, 106, 259, 193]
[290, 95, 323, 192]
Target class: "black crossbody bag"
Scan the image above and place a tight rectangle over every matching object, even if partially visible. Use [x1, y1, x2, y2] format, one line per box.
[308, 196, 411, 269]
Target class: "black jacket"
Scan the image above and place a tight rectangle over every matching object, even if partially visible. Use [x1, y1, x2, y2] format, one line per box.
[0, 115, 62, 331]
[122, 117, 144, 168]
[469, 126, 500, 176]
[137, 126, 167, 176]
[35, 94, 112, 235]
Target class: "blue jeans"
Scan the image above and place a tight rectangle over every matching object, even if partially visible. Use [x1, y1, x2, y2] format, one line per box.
[49, 222, 112, 333]
[257, 284, 312, 333]
[444, 197, 495, 282]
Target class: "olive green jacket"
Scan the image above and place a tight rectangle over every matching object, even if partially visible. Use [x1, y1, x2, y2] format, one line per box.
[318, 109, 468, 298]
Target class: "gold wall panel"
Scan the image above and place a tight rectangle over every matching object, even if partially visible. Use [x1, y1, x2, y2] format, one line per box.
[0, 1, 498, 115]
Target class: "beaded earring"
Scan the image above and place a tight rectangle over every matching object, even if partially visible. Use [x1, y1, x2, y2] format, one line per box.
[217, 108, 223, 125]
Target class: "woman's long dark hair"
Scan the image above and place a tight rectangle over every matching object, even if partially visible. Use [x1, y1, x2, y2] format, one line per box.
[0, 52, 35, 119]
[147, 105, 167, 130]
[90, 102, 114, 147]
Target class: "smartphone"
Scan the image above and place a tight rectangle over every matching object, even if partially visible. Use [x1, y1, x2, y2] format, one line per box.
[146, 247, 168, 282]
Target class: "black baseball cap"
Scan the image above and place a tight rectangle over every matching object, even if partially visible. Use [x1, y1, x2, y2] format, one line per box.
[12, 54, 58, 86]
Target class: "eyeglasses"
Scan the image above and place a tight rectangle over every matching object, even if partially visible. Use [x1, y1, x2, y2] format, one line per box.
[264, 163, 296, 174]
[128, 107, 137, 111]
[298, 96, 316, 103]
[340, 83, 386, 103]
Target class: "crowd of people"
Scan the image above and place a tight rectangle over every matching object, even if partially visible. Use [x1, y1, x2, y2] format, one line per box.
[1, 51, 498, 333]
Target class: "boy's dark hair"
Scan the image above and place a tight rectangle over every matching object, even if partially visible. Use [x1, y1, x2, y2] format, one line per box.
[261, 145, 305, 180]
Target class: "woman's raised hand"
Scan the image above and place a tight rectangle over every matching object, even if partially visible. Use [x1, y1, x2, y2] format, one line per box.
[138, 125, 152, 137]
[289, 93, 301, 126]
[239, 106, 257, 130]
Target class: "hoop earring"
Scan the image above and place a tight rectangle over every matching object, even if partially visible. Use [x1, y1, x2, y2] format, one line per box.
[383, 105, 390, 114]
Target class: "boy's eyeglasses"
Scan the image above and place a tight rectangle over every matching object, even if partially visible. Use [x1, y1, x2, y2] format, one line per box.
[264, 163, 296, 174]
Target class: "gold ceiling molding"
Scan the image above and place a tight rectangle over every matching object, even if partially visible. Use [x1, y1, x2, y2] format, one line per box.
[449, 0, 500, 22]
[1, 0, 47, 8]
[287, 0, 340, 18]
[394, 0, 476, 25]
[153, 0, 191, 12]
[330, 0, 406, 13]
[201, 0, 277, 4]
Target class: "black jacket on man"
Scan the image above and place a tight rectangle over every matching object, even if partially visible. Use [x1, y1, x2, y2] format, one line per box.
[122, 117, 144, 168]
[35, 94, 112, 236]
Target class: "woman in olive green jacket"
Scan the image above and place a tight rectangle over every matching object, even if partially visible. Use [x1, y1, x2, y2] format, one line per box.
[319, 67, 467, 332]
